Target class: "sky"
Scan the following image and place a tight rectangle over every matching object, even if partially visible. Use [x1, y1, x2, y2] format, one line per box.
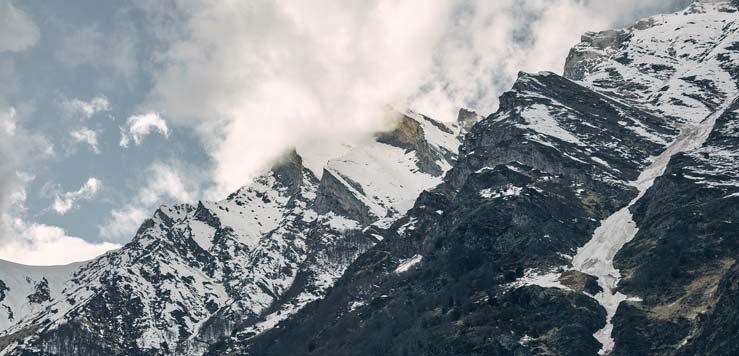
[0, 0, 692, 265]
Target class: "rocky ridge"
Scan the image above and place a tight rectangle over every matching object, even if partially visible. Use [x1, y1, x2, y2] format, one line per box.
[0, 111, 461, 355]
[220, 1, 738, 355]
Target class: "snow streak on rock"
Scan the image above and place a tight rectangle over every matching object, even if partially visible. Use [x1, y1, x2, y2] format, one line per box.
[572, 93, 738, 354]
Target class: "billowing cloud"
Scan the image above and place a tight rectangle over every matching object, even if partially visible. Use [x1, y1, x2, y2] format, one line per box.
[0, 0, 40, 53]
[70, 127, 100, 154]
[119, 112, 169, 147]
[141, 0, 691, 197]
[98, 162, 201, 241]
[51, 177, 102, 215]
[145, 0, 453, 195]
[0, 0, 693, 265]
[60, 96, 111, 119]
[0, 218, 119, 265]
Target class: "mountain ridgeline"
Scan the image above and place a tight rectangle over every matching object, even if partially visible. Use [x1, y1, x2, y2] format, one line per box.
[0, 110, 461, 355]
[1, 1, 738, 355]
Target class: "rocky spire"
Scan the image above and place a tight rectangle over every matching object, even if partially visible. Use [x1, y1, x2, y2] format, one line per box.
[456, 108, 482, 131]
[270, 149, 306, 197]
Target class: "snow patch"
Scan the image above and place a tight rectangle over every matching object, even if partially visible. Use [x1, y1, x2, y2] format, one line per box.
[511, 269, 570, 291]
[480, 185, 523, 199]
[349, 300, 366, 312]
[519, 104, 585, 146]
[394, 255, 423, 274]
[396, 218, 418, 237]
[188, 220, 215, 251]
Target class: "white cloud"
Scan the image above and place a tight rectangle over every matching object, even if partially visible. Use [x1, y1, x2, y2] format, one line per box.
[119, 112, 169, 147]
[141, 0, 690, 197]
[0, 109, 114, 265]
[0, 0, 40, 53]
[51, 177, 102, 215]
[60, 96, 111, 119]
[70, 127, 100, 154]
[98, 162, 200, 241]
[0, 105, 54, 230]
[0, 106, 17, 135]
[1, 106, 25, 226]
[97, 206, 149, 243]
[0, 218, 119, 266]
[0, 105, 112, 266]
[0, 0, 693, 264]
[136, 162, 195, 204]
[145, 0, 453, 195]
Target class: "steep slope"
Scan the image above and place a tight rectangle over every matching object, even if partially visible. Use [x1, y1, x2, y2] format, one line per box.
[610, 95, 738, 355]
[564, 1, 738, 354]
[571, 93, 738, 354]
[228, 69, 680, 355]
[0, 112, 460, 356]
[224, 2, 738, 355]
[0, 261, 82, 333]
[565, 0, 738, 124]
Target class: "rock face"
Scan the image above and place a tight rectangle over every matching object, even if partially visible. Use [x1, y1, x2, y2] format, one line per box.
[456, 108, 483, 132]
[0, 112, 460, 355]
[612, 98, 739, 356]
[216, 2, 739, 355]
[231, 67, 674, 355]
[2, 1, 738, 355]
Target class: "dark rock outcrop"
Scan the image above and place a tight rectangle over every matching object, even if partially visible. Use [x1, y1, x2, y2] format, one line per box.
[26, 278, 50, 305]
[611, 99, 739, 356]
[220, 70, 671, 356]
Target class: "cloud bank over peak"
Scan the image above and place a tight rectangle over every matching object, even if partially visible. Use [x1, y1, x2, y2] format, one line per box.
[140, 0, 692, 196]
[145, 0, 453, 195]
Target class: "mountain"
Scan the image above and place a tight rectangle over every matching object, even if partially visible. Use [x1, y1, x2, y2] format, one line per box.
[0, 111, 463, 355]
[215, 1, 737, 355]
[2, 1, 738, 355]
[0, 261, 82, 333]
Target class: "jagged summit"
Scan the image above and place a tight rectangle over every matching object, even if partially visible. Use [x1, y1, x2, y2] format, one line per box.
[269, 149, 307, 197]
[456, 108, 483, 132]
